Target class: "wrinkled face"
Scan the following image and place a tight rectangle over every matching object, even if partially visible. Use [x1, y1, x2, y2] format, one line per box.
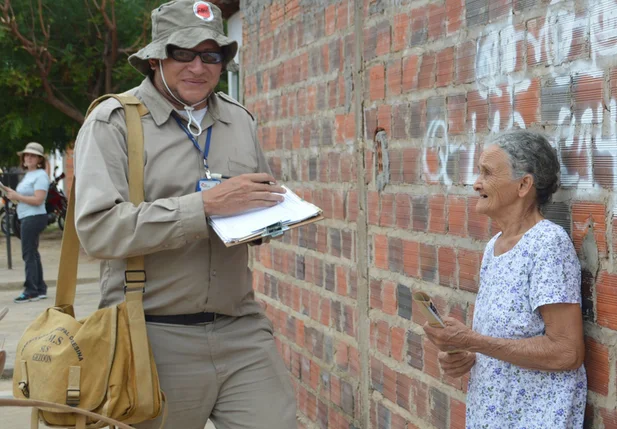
[23, 153, 42, 170]
[473, 145, 522, 217]
[151, 39, 223, 107]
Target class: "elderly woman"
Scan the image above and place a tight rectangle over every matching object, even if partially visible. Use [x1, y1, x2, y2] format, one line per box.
[424, 130, 586, 428]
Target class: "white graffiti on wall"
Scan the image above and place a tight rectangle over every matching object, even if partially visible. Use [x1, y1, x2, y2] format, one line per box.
[421, 0, 617, 191]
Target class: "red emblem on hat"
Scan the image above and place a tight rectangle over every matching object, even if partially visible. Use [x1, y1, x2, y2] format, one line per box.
[193, 1, 214, 21]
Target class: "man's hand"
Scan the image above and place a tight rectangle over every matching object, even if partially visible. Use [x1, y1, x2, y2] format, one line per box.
[439, 351, 476, 378]
[202, 173, 286, 216]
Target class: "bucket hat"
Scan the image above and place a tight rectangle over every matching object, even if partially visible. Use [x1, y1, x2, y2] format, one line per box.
[129, 0, 238, 75]
[17, 142, 45, 157]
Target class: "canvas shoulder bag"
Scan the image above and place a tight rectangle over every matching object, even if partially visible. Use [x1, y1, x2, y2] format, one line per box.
[9, 93, 165, 429]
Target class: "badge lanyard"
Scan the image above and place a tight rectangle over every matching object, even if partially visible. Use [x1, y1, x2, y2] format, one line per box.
[173, 115, 213, 179]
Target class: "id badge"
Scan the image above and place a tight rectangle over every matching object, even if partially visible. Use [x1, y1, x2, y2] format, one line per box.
[196, 178, 221, 191]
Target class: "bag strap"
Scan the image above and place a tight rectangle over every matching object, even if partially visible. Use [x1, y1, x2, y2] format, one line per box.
[55, 93, 149, 307]
[54, 93, 157, 417]
[0, 398, 134, 429]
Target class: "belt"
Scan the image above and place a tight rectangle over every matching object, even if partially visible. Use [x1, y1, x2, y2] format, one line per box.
[144, 312, 222, 325]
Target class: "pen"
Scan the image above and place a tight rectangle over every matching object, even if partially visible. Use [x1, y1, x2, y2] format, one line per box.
[210, 173, 275, 185]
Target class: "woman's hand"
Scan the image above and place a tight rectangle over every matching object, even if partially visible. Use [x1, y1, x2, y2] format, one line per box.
[439, 351, 476, 378]
[423, 316, 475, 352]
[5, 188, 19, 201]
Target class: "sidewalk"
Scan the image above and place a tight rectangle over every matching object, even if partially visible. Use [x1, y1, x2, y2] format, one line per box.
[0, 227, 100, 291]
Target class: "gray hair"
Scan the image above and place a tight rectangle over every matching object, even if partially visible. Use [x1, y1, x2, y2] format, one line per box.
[489, 130, 561, 208]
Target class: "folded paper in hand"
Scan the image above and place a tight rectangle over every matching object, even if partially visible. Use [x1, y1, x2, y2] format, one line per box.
[208, 185, 323, 246]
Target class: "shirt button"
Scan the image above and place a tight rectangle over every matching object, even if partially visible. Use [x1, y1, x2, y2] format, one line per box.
[212, 270, 217, 277]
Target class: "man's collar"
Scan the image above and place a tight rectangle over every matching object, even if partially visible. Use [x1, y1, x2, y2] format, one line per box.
[137, 77, 232, 126]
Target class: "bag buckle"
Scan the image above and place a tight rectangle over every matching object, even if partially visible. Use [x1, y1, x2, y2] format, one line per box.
[124, 270, 146, 294]
[18, 381, 29, 398]
[66, 388, 80, 407]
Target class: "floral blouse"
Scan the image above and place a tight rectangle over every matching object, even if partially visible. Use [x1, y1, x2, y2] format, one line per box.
[467, 220, 587, 429]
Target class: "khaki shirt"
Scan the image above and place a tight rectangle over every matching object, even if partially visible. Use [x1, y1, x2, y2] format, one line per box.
[74, 77, 270, 316]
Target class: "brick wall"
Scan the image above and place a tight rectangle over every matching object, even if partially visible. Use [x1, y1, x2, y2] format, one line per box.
[239, 0, 617, 427]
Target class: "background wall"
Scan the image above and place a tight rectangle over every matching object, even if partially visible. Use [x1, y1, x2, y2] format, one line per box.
[239, 0, 617, 427]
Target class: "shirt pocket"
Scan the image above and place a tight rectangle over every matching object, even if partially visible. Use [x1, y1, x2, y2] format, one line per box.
[227, 158, 258, 176]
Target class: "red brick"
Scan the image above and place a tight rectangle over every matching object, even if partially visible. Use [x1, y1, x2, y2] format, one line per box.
[377, 320, 390, 356]
[436, 47, 455, 87]
[448, 196, 467, 236]
[467, 90, 489, 132]
[325, 4, 336, 36]
[411, 379, 429, 420]
[369, 64, 385, 100]
[380, 193, 395, 227]
[335, 340, 349, 370]
[336, 266, 348, 297]
[375, 235, 388, 269]
[383, 281, 397, 315]
[418, 53, 436, 89]
[585, 337, 609, 395]
[597, 271, 617, 330]
[381, 366, 396, 405]
[423, 337, 441, 379]
[450, 398, 466, 429]
[396, 373, 412, 411]
[403, 148, 420, 183]
[515, 78, 540, 126]
[402, 55, 419, 92]
[572, 202, 607, 256]
[573, 72, 603, 120]
[376, 21, 391, 57]
[456, 41, 476, 84]
[387, 59, 402, 96]
[427, 4, 445, 39]
[336, 0, 349, 30]
[375, 109, 391, 141]
[368, 191, 379, 225]
[391, 327, 405, 361]
[393, 12, 409, 52]
[347, 190, 358, 222]
[438, 247, 457, 288]
[600, 407, 617, 429]
[446, 0, 464, 33]
[420, 244, 437, 282]
[403, 240, 420, 277]
[448, 94, 466, 135]
[395, 194, 411, 229]
[429, 195, 447, 233]
[458, 249, 481, 293]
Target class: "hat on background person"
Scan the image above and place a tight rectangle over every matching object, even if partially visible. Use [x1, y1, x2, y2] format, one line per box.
[129, 0, 239, 75]
[17, 142, 45, 157]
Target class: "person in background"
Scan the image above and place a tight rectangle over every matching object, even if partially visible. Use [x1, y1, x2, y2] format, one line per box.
[423, 130, 586, 428]
[5, 142, 50, 303]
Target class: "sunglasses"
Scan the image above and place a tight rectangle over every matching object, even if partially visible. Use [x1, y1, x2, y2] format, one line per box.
[167, 46, 224, 64]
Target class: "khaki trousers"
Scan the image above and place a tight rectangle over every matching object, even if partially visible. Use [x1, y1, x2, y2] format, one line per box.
[135, 313, 297, 429]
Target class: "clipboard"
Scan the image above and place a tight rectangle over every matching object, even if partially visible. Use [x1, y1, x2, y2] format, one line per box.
[208, 185, 324, 247]
[221, 213, 325, 247]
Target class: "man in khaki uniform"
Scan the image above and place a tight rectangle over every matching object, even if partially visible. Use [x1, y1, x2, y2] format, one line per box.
[73, 2, 297, 428]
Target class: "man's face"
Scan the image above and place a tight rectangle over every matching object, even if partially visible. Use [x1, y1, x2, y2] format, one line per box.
[152, 39, 223, 107]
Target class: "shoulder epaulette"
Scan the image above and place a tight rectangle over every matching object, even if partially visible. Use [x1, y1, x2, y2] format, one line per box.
[217, 92, 255, 121]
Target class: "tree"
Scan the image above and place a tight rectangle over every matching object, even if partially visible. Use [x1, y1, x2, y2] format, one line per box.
[0, 0, 153, 168]
[0, 0, 230, 169]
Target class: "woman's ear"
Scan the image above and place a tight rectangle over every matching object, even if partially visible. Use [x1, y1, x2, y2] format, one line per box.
[518, 174, 535, 198]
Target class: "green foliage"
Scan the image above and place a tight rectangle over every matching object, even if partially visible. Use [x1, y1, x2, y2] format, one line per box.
[0, 0, 150, 168]
[0, 0, 232, 170]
